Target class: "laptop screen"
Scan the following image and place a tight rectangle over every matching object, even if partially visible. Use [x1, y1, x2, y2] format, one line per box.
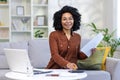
[4, 48, 33, 74]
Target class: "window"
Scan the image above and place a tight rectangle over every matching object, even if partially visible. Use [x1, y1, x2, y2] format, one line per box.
[117, 0, 120, 38]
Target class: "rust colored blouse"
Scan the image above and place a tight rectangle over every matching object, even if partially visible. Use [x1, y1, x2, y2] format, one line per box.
[46, 30, 87, 69]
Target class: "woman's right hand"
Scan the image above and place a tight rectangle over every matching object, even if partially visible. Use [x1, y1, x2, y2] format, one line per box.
[91, 48, 96, 55]
[66, 63, 78, 70]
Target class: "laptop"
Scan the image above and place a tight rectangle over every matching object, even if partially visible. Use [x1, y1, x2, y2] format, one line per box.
[4, 48, 33, 74]
[4, 48, 52, 75]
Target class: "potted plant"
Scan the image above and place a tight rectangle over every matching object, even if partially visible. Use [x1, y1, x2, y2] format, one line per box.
[34, 29, 44, 38]
[87, 22, 120, 57]
[0, 0, 7, 3]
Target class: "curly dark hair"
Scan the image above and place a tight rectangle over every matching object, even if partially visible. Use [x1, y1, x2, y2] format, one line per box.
[53, 5, 81, 31]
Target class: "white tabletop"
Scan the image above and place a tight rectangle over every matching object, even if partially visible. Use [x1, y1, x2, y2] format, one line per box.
[5, 69, 87, 80]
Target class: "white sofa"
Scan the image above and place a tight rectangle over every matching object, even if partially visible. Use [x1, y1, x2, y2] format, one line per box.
[0, 39, 120, 80]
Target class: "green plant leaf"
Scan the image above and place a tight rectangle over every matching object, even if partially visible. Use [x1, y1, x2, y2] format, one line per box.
[34, 30, 44, 38]
[87, 22, 120, 57]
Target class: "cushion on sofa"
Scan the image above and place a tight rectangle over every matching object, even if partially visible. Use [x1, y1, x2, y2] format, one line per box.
[28, 39, 51, 68]
[77, 47, 110, 70]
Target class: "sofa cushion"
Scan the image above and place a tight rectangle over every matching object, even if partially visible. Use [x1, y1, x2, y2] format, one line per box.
[81, 70, 111, 80]
[77, 47, 110, 70]
[28, 39, 51, 68]
[0, 69, 10, 80]
[0, 43, 10, 69]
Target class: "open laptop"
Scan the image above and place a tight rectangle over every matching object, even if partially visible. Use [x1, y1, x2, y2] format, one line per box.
[4, 48, 52, 75]
[4, 48, 33, 74]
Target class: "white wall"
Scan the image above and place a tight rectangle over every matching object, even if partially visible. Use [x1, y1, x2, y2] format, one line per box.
[103, 0, 117, 33]
[48, 0, 114, 39]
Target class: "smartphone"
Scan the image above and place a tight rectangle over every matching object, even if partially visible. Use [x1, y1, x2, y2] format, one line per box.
[68, 70, 84, 73]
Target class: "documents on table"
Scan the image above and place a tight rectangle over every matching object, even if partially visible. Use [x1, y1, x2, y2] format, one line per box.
[81, 33, 104, 57]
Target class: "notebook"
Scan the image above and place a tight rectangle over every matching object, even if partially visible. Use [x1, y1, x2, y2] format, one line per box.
[4, 48, 33, 74]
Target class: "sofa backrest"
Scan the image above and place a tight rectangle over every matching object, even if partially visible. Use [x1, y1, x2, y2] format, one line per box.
[28, 39, 90, 68]
[0, 42, 10, 69]
[0, 38, 90, 69]
[81, 39, 90, 48]
[28, 39, 51, 68]
[113, 51, 120, 59]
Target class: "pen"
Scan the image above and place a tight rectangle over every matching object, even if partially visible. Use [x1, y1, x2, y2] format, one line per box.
[46, 74, 59, 77]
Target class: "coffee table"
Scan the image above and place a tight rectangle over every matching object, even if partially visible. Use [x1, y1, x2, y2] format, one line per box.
[5, 69, 87, 80]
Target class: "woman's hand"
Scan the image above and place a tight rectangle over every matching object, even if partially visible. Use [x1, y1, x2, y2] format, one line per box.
[66, 63, 78, 70]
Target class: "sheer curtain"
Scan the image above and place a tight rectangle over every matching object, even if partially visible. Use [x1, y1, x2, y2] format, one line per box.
[117, 0, 120, 38]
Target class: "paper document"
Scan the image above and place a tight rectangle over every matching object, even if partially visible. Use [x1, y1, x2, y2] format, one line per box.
[81, 33, 104, 57]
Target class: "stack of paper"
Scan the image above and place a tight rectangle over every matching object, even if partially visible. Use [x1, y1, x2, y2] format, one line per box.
[81, 33, 104, 57]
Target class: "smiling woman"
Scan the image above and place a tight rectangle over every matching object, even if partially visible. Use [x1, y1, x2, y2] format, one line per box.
[46, 6, 88, 70]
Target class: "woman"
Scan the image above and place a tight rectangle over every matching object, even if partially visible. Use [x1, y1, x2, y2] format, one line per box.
[46, 6, 87, 70]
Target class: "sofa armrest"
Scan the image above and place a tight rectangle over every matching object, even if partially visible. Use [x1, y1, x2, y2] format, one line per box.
[106, 57, 120, 80]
